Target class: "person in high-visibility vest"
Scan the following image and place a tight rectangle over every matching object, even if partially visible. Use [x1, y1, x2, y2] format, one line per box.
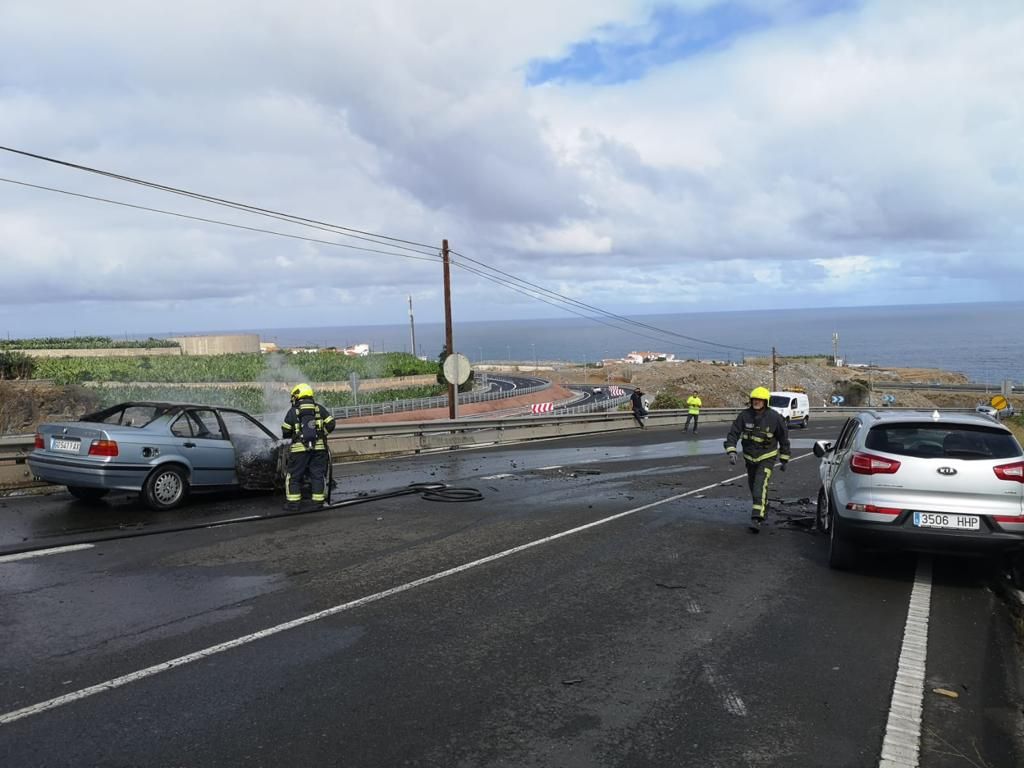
[724, 386, 790, 533]
[683, 389, 702, 433]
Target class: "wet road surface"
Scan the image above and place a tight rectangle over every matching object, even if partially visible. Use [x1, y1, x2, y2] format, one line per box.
[1, 417, 1022, 767]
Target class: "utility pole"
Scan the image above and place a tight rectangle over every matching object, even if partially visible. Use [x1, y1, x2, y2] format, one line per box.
[408, 295, 417, 359]
[772, 346, 777, 391]
[832, 331, 840, 366]
[442, 239, 456, 419]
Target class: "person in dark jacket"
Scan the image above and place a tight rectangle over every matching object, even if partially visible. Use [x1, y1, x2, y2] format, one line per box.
[630, 388, 647, 428]
[281, 382, 336, 511]
[724, 386, 790, 532]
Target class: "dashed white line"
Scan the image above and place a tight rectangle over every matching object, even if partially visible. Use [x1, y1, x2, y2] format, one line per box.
[878, 556, 932, 768]
[0, 544, 94, 563]
[703, 663, 748, 717]
[480, 473, 515, 480]
[0, 477, 733, 726]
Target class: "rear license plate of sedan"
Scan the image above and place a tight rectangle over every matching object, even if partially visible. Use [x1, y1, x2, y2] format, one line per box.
[51, 438, 81, 453]
[913, 512, 980, 531]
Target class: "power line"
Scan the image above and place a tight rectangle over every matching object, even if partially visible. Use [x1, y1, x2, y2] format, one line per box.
[2, 144, 766, 354]
[0, 177, 441, 264]
[451, 249, 765, 355]
[450, 258, 719, 353]
[0, 144, 440, 257]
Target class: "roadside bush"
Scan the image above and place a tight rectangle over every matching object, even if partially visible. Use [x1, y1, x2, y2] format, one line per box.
[0, 351, 36, 380]
[651, 392, 683, 410]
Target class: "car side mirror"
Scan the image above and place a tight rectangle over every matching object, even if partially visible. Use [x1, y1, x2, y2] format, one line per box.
[813, 440, 833, 458]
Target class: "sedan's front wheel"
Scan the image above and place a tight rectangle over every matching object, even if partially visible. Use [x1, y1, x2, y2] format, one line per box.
[142, 465, 189, 510]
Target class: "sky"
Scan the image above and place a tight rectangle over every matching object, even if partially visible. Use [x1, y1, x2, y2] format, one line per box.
[1, 0, 1023, 339]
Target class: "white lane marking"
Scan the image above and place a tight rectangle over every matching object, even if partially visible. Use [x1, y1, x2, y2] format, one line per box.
[536, 465, 562, 470]
[703, 663, 747, 717]
[0, 544, 94, 563]
[0, 477, 733, 726]
[878, 556, 932, 768]
[480, 473, 515, 480]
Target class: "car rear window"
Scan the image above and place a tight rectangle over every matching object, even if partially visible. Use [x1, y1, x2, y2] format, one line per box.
[82, 404, 171, 428]
[865, 423, 1022, 460]
[769, 396, 790, 407]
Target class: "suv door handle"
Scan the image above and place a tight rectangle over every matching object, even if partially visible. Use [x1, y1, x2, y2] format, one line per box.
[183, 442, 196, 448]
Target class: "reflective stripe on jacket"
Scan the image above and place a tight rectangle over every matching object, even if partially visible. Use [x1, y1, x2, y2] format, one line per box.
[281, 399, 336, 453]
[724, 406, 790, 464]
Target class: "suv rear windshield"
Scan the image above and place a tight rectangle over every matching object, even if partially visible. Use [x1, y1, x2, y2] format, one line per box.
[865, 423, 1022, 460]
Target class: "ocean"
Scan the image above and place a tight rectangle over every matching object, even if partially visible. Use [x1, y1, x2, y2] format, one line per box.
[245, 301, 1024, 386]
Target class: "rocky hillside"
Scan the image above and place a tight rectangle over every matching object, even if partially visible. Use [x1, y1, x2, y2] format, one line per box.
[584, 359, 1007, 412]
[1, 359, 1017, 435]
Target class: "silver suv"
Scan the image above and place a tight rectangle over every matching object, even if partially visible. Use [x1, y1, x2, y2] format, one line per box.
[813, 410, 1024, 572]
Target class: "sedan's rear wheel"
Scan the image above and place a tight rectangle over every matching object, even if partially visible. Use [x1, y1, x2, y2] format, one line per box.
[142, 465, 189, 510]
[828, 510, 858, 570]
[67, 486, 110, 503]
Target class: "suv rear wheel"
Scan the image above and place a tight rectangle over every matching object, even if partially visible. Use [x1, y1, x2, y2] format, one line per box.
[828, 510, 859, 570]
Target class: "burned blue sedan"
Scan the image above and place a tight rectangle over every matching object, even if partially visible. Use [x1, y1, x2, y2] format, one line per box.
[27, 402, 285, 510]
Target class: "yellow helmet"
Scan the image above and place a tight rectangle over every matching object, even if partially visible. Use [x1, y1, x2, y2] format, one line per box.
[750, 386, 771, 402]
[290, 382, 314, 402]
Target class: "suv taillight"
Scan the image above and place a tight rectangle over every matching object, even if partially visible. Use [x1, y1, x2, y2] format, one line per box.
[88, 439, 119, 457]
[850, 452, 901, 475]
[34, 433, 44, 449]
[993, 461, 1024, 483]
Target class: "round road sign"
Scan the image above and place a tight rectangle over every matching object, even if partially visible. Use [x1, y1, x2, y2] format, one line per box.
[991, 395, 1009, 411]
[442, 353, 472, 385]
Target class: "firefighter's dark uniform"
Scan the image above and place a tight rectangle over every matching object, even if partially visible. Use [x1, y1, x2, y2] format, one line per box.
[281, 396, 336, 507]
[724, 403, 790, 523]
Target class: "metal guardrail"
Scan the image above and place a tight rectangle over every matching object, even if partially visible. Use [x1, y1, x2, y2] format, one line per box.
[328, 376, 551, 419]
[0, 406, 989, 492]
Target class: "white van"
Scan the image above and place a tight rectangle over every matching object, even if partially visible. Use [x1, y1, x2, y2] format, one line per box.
[769, 390, 810, 428]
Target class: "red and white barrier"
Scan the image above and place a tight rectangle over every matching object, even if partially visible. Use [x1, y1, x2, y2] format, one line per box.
[609, 386, 624, 397]
[530, 402, 554, 414]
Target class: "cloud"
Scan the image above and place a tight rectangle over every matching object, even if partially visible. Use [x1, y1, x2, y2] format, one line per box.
[1, 0, 1022, 337]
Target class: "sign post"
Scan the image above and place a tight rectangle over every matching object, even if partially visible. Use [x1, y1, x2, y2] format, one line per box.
[442, 353, 471, 420]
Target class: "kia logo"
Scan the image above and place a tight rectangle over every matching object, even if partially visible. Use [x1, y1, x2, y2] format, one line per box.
[937, 467, 957, 476]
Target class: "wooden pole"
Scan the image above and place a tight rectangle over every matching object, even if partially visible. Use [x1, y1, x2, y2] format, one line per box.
[442, 240, 456, 419]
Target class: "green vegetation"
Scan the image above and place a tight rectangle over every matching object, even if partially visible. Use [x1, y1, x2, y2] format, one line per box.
[651, 392, 683, 409]
[292, 351, 436, 381]
[92, 383, 447, 414]
[1006, 414, 1024, 444]
[95, 385, 266, 413]
[317, 385, 446, 409]
[0, 336, 179, 350]
[0, 351, 36, 380]
[35, 354, 267, 385]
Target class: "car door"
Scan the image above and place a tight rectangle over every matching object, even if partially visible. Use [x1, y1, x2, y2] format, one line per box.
[821, 418, 856, 491]
[169, 409, 236, 487]
[828, 418, 863, 508]
[218, 409, 282, 490]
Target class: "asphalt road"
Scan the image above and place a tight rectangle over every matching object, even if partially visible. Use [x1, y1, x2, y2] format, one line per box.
[1, 416, 1021, 767]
